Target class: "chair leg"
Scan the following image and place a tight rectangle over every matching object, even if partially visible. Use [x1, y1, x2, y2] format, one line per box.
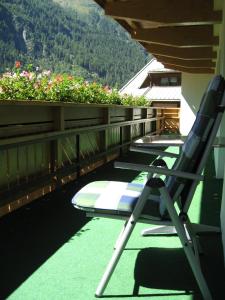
[95, 185, 152, 297]
[114, 221, 128, 249]
[159, 186, 213, 300]
[95, 216, 136, 297]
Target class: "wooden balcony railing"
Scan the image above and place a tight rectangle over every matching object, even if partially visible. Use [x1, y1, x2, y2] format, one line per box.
[151, 101, 180, 134]
[0, 100, 180, 217]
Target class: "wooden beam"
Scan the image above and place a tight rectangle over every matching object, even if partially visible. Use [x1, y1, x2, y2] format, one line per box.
[142, 43, 217, 60]
[104, 0, 222, 26]
[155, 55, 215, 68]
[132, 25, 219, 47]
[163, 63, 214, 74]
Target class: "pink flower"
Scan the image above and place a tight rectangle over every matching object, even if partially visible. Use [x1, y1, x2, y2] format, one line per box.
[20, 71, 29, 78]
[20, 71, 34, 80]
[28, 72, 34, 80]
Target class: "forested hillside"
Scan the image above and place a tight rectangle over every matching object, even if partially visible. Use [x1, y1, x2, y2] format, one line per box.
[0, 0, 151, 87]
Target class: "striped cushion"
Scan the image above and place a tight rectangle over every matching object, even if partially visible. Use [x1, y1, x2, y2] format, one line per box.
[72, 181, 144, 213]
[72, 180, 161, 217]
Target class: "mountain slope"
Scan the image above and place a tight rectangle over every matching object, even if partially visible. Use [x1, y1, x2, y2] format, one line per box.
[53, 0, 96, 14]
[0, 0, 151, 87]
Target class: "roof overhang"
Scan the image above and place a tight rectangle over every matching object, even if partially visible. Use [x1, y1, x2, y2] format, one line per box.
[94, 0, 223, 74]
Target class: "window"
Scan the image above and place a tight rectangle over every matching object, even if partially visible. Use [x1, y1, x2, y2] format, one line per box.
[160, 77, 169, 86]
[159, 74, 181, 86]
[139, 72, 181, 88]
[170, 77, 178, 85]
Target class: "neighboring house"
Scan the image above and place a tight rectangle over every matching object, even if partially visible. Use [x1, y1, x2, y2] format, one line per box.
[120, 58, 182, 104]
[120, 59, 209, 136]
[120, 59, 181, 133]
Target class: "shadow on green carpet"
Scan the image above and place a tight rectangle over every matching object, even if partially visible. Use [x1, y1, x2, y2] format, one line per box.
[0, 152, 155, 299]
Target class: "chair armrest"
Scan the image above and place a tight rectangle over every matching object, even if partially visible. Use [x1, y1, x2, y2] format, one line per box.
[130, 145, 179, 158]
[133, 134, 186, 148]
[114, 161, 204, 181]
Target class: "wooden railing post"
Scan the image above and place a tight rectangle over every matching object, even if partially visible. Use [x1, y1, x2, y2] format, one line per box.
[76, 134, 80, 177]
[129, 108, 134, 141]
[51, 106, 64, 186]
[101, 107, 110, 161]
[119, 126, 123, 156]
[141, 108, 148, 136]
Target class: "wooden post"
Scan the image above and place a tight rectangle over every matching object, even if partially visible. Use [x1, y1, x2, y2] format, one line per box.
[76, 134, 80, 177]
[101, 107, 110, 161]
[51, 106, 64, 186]
[141, 108, 148, 137]
[119, 126, 123, 156]
[129, 108, 134, 141]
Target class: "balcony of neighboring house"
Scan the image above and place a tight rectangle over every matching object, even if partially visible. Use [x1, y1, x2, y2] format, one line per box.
[1, 0, 225, 300]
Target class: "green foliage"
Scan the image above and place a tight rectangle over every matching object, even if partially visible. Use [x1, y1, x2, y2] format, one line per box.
[0, 0, 151, 88]
[122, 94, 148, 106]
[0, 64, 149, 106]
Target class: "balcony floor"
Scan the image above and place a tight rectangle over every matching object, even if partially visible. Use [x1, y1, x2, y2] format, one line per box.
[0, 149, 224, 300]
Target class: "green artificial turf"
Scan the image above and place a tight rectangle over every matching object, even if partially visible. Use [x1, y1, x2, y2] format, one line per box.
[1, 149, 224, 300]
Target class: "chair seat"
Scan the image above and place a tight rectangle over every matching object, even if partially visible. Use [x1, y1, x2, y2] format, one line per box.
[72, 180, 161, 218]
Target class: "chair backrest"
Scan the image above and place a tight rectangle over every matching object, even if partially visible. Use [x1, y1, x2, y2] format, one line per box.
[160, 75, 225, 216]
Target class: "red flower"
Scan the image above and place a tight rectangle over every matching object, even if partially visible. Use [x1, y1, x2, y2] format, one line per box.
[55, 75, 63, 82]
[15, 61, 21, 68]
[68, 75, 73, 81]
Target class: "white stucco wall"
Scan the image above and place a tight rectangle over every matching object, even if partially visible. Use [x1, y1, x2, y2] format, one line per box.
[120, 59, 160, 97]
[180, 73, 213, 135]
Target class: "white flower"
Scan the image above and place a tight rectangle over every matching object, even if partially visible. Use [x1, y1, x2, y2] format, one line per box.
[3, 72, 12, 78]
[42, 70, 51, 77]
